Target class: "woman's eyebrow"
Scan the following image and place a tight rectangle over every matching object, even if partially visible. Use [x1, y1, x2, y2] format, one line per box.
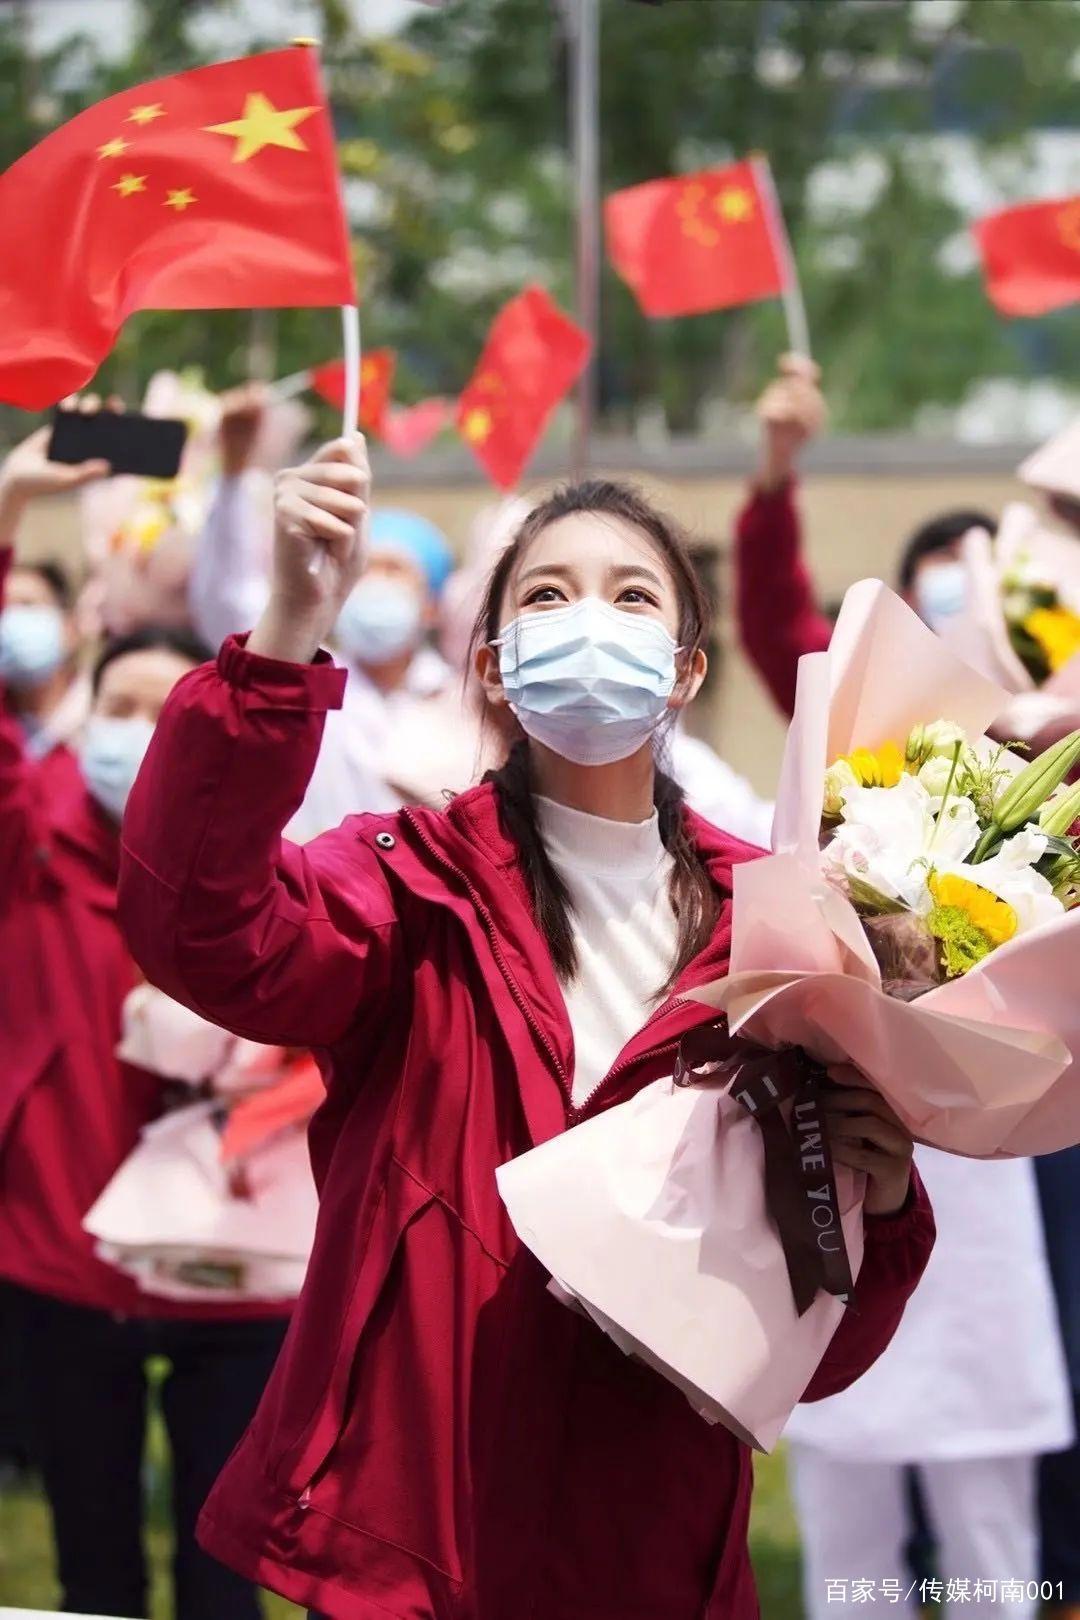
[517, 563, 577, 585]
[607, 563, 665, 588]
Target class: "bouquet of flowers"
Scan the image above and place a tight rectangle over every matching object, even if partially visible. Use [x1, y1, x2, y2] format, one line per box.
[497, 580, 1080, 1451]
[822, 716, 1080, 995]
[85, 987, 322, 1302]
[945, 504, 1080, 736]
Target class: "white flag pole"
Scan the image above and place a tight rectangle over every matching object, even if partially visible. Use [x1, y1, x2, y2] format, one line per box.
[341, 301, 362, 435]
[750, 152, 811, 359]
[568, 0, 600, 479]
[269, 368, 313, 400]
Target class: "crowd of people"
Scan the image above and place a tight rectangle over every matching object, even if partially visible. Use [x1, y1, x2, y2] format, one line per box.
[0, 358, 1077, 1620]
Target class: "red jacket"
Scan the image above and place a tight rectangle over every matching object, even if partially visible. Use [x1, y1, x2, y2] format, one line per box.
[0, 549, 286, 1321]
[118, 635, 935, 1620]
[735, 481, 832, 718]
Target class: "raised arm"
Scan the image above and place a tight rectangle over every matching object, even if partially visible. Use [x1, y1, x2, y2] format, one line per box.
[119, 433, 396, 1050]
[0, 425, 108, 892]
[734, 357, 832, 718]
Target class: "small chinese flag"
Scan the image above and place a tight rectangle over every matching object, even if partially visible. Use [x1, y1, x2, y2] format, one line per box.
[456, 287, 590, 489]
[310, 350, 396, 433]
[382, 398, 453, 458]
[0, 46, 356, 409]
[973, 197, 1080, 317]
[605, 157, 789, 319]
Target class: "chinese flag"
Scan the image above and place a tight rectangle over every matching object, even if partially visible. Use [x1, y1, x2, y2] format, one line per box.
[310, 350, 396, 433]
[456, 287, 590, 489]
[973, 197, 1080, 317]
[0, 47, 356, 409]
[382, 398, 453, 458]
[605, 157, 788, 318]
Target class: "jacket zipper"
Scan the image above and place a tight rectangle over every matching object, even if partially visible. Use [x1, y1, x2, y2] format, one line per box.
[570, 996, 689, 1122]
[401, 809, 573, 1105]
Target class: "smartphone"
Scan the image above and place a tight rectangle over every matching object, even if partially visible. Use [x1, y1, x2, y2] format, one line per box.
[48, 407, 188, 480]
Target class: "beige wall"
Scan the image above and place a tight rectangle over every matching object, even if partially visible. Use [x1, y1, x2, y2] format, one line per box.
[16, 464, 1032, 799]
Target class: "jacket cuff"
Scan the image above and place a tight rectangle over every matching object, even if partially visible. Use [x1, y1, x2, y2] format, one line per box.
[862, 1166, 932, 1244]
[749, 476, 797, 506]
[216, 632, 347, 711]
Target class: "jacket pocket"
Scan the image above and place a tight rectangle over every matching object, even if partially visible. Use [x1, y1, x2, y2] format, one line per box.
[278, 1157, 481, 1587]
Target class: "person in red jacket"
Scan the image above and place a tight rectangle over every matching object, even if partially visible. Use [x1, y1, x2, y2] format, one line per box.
[735, 355, 993, 717]
[118, 431, 935, 1620]
[0, 429, 291, 1620]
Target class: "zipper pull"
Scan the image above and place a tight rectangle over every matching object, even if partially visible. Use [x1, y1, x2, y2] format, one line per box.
[298, 1486, 312, 1510]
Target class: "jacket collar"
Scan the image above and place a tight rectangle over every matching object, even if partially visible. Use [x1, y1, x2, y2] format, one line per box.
[445, 779, 762, 912]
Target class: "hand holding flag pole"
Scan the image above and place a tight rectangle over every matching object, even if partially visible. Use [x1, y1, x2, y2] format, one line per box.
[307, 300, 362, 576]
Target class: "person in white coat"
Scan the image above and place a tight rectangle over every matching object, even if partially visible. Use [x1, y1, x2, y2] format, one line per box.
[188, 390, 455, 840]
[783, 1147, 1074, 1619]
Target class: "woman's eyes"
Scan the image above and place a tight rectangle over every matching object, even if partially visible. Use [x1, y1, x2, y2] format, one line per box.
[522, 585, 660, 608]
[522, 585, 568, 605]
[617, 587, 660, 608]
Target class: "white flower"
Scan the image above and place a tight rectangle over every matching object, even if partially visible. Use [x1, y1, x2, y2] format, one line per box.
[936, 827, 1064, 934]
[918, 754, 956, 801]
[822, 772, 979, 911]
[823, 759, 859, 817]
[906, 718, 966, 765]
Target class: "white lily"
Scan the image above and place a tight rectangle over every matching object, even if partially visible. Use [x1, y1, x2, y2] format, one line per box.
[936, 827, 1064, 934]
[822, 773, 980, 912]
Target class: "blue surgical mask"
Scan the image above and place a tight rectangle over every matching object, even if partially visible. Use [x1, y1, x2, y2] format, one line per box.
[0, 604, 65, 688]
[334, 577, 424, 666]
[80, 715, 155, 822]
[494, 597, 679, 767]
[915, 561, 968, 631]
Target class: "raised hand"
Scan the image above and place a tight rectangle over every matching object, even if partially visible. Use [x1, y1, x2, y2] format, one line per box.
[218, 382, 267, 480]
[0, 411, 113, 551]
[755, 354, 827, 493]
[248, 433, 370, 665]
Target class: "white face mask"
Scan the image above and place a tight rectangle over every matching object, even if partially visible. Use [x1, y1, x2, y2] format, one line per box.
[915, 560, 968, 631]
[0, 604, 65, 688]
[334, 576, 424, 666]
[80, 715, 155, 821]
[493, 597, 679, 766]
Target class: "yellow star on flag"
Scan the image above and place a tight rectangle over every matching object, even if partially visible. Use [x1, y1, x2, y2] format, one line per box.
[715, 187, 754, 223]
[361, 359, 379, 383]
[127, 103, 165, 126]
[97, 137, 129, 160]
[462, 408, 493, 445]
[112, 172, 147, 197]
[165, 187, 197, 211]
[204, 92, 318, 164]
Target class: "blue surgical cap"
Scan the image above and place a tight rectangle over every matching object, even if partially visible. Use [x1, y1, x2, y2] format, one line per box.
[369, 508, 454, 598]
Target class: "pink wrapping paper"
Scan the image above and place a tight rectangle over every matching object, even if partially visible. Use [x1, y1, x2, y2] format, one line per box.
[714, 577, 1080, 1161]
[497, 1078, 866, 1453]
[943, 504, 1080, 737]
[498, 579, 1080, 1452]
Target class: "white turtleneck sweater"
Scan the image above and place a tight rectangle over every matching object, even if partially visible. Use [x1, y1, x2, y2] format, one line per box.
[536, 796, 678, 1107]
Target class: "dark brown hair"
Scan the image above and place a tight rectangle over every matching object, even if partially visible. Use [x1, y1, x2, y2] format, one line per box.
[470, 479, 718, 994]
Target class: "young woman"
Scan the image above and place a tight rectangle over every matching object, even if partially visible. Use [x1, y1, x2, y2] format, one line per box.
[118, 433, 935, 1620]
[0, 430, 292, 1620]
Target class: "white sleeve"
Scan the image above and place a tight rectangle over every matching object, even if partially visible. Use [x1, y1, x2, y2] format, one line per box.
[188, 471, 273, 651]
[670, 730, 775, 848]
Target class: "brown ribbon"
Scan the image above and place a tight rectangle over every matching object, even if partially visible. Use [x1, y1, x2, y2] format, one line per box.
[674, 1023, 855, 1318]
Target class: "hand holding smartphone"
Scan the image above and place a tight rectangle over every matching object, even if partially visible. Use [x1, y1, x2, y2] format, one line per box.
[49, 405, 188, 480]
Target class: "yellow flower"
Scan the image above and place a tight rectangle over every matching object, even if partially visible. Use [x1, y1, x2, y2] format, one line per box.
[839, 741, 905, 788]
[928, 873, 1018, 947]
[1024, 606, 1080, 673]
